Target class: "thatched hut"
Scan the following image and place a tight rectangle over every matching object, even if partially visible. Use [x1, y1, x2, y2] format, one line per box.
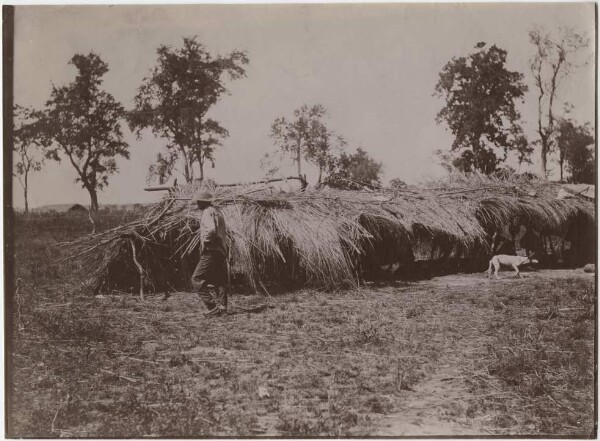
[68, 203, 88, 213]
[67, 174, 594, 295]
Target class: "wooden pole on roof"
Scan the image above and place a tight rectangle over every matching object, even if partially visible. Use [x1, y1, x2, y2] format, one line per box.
[220, 176, 306, 187]
[144, 186, 173, 192]
[144, 176, 306, 192]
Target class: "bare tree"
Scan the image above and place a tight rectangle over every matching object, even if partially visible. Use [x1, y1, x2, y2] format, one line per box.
[13, 105, 48, 214]
[528, 26, 589, 178]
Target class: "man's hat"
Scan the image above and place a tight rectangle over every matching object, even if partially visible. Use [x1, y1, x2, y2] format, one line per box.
[196, 191, 213, 203]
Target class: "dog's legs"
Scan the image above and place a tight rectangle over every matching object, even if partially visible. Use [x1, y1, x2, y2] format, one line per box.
[487, 260, 493, 279]
[494, 261, 500, 279]
[512, 264, 521, 278]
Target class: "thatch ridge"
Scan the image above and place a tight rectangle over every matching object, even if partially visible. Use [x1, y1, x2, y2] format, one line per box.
[66, 174, 594, 293]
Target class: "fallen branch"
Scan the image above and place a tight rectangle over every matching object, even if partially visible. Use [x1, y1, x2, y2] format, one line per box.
[157, 358, 245, 363]
[50, 405, 61, 434]
[100, 369, 139, 383]
[546, 393, 576, 414]
[119, 356, 161, 365]
[129, 239, 145, 300]
[40, 302, 73, 308]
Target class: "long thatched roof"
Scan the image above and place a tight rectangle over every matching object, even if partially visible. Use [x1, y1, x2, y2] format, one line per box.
[67, 174, 595, 293]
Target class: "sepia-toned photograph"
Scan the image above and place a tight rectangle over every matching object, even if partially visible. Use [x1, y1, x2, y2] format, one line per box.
[4, 3, 596, 438]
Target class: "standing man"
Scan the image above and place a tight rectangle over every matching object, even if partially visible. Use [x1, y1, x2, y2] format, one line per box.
[192, 192, 229, 316]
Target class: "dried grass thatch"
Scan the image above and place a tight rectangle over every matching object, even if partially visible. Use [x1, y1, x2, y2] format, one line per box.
[66, 173, 594, 294]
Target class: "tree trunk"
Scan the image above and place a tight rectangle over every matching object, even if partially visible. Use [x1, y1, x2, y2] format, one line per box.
[181, 146, 192, 183]
[296, 140, 302, 178]
[540, 142, 548, 179]
[559, 157, 564, 182]
[317, 165, 323, 184]
[87, 186, 99, 212]
[472, 139, 483, 174]
[535, 71, 548, 180]
[23, 171, 29, 214]
[184, 161, 191, 183]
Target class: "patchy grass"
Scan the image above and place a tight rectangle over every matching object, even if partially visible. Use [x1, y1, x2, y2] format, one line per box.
[9, 287, 446, 437]
[7, 215, 597, 437]
[463, 278, 596, 436]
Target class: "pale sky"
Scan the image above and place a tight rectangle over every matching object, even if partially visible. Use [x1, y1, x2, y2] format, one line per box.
[11, 3, 596, 209]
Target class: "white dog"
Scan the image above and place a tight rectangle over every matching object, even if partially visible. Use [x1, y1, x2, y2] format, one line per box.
[487, 254, 539, 279]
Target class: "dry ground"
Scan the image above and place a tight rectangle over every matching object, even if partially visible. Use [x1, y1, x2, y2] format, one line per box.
[8, 215, 597, 437]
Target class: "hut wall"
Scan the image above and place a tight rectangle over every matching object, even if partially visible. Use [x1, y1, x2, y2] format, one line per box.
[564, 214, 596, 267]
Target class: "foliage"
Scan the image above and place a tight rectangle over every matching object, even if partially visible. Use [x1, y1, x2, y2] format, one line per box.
[268, 104, 346, 183]
[528, 26, 590, 178]
[12, 105, 49, 213]
[306, 129, 347, 184]
[435, 148, 455, 174]
[128, 37, 248, 184]
[388, 178, 407, 190]
[324, 147, 383, 190]
[42, 53, 129, 212]
[556, 120, 594, 184]
[435, 42, 529, 174]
